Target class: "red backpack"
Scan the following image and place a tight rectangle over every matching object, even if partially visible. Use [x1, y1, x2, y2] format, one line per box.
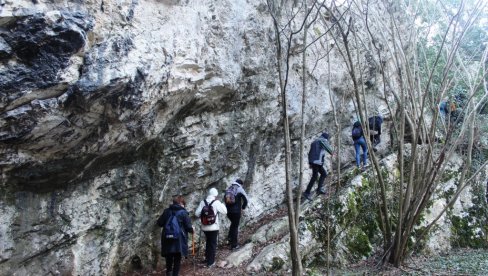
[200, 200, 217, 225]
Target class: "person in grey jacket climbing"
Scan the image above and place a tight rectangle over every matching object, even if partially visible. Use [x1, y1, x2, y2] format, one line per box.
[304, 132, 334, 200]
[195, 188, 227, 268]
[224, 179, 248, 250]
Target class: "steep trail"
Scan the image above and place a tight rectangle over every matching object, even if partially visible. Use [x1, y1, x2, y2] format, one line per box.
[142, 162, 368, 276]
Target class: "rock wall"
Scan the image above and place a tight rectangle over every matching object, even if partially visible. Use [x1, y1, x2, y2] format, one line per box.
[0, 0, 352, 274]
[237, 152, 487, 273]
[1, 0, 485, 275]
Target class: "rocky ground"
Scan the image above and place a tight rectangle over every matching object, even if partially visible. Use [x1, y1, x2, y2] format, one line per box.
[125, 163, 488, 275]
[329, 249, 488, 276]
[139, 248, 488, 275]
[127, 185, 488, 276]
[130, 233, 488, 276]
[128, 205, 289, 276]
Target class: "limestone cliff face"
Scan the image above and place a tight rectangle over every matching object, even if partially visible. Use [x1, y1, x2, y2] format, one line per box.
[0, 0, 345, 274]
[2, 1, 485, 275]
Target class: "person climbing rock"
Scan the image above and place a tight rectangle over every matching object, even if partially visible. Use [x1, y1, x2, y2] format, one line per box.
[224, 178, 248, 250]
[195, 188, 227, 268]
[486, 179, 488, 204]
[352, 121, 368, 170]
[304, 132, 334, 200]
[439, 97, 459, 122]
[368, 115, 384, 150]
[157, 195, 194, 276]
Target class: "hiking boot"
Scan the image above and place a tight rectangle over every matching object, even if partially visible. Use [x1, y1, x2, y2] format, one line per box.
[207, 263, 215, 268]
[317, 188, 327, 195]
[231, 245, 240, 250]
[303, 192, 312, 200]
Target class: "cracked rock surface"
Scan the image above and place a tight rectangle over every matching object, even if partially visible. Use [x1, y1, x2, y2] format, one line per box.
[0, 1, 347, 274]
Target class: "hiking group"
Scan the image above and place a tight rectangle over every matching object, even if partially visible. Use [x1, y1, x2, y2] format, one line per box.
[156, 117, 386, 275]
[154, 103, 479, 274]
[304, 115, 384, 200]
[157, 179, 248, 275]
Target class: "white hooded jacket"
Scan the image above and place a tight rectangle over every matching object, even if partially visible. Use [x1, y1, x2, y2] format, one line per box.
[195, 188, 227, 231]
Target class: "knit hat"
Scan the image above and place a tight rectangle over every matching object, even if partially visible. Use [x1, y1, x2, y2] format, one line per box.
[321, 132, 329, 139]
[235, 179, 243, 185]
[208, 187, 218, 197]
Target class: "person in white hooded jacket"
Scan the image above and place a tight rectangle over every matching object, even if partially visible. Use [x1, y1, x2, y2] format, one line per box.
[195, 187, 227, 267]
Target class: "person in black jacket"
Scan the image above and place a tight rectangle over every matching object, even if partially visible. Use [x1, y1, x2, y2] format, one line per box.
[368, 115, 383, 149]
[304, 132, 334, 200]
[157, 195, 193, 276]
[224, 178, 249, 250]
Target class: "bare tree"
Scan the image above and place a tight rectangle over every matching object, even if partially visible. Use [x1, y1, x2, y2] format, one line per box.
[266, 0, 329, 274]
[320, 0, 488, 266]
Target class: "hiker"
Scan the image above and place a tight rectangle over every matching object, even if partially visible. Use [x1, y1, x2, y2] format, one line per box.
[352, 121, 368, 169]
[368, 115, 384, 149]
[195, 187, 227, 268]
[157, 195, 194, 276]
[304, 132, 334, 200]
[486, 179, 488, 204]
[224, 178, 248, 250]
[439, 98, 457, 120]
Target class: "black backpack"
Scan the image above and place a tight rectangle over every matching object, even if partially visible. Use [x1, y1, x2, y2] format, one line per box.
[352, 125, 363, 139]
[164, 210, 182, 239]
[200, 200, 217, 225]
[225, 184, 239, 205]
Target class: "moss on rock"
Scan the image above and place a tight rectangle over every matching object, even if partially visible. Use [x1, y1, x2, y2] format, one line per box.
[346, 226, 373, 258]
[270, 257, 285, 271]
[449, 182, 488, 248]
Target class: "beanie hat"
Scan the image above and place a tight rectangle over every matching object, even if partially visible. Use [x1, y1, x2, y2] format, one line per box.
[235, 179, 243, 185]
[208, 187, 218, 197]
[321, 132, 329, 139]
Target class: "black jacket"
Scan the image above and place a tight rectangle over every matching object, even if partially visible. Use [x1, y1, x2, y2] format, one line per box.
[226, 193, 248, 214]
[157, 204, 193, 257]
[308, 136, 333, 165]
[224, 183, 249, 214]
[368, 116, 383, 134]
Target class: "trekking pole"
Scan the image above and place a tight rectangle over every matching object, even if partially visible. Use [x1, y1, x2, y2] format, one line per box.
[197, 227, 202, 258]
[192, 231, 195, 256]
[192, 232, 196, 275]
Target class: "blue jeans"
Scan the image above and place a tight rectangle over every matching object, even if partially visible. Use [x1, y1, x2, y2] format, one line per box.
[354, 136, 368, 167]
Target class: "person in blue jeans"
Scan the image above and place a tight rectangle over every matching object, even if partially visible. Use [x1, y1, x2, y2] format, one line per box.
[352, 121, 368, 169]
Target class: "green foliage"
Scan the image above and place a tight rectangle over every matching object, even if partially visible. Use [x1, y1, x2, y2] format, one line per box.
[449, 182, 488, 248]
[270, 257, 285, 271]
[414, 0, 487, 118]
[345, 226, 372, 259]
[411, 249, 488, 275]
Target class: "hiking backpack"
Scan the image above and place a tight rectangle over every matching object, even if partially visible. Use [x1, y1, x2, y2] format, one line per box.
[352, 125, 363, 139]
[164, 210, 182, 239]
[200, 200, 217, 225]
[224, 184, 239, 205]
